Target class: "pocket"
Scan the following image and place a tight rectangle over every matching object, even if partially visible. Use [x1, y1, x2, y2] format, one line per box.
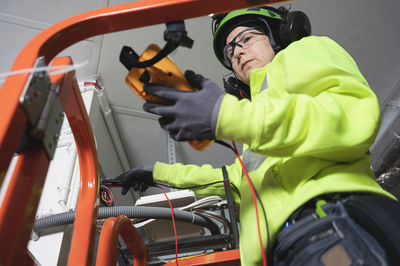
[293, 217, 387, 266]
[273, 203, 388, 266]
[273, 214, 340, 266]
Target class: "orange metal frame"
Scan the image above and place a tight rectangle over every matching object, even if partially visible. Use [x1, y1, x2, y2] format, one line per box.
[164, 249, 241, 265]
[0, 57, 99, 265]
[96, 215, 148, 266]
[0, 0, 285, 265]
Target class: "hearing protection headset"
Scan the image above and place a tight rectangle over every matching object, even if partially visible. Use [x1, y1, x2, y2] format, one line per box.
[212, 6, 311, 99]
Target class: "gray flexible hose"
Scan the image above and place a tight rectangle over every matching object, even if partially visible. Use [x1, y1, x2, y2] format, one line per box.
[33, 206, 220, 235]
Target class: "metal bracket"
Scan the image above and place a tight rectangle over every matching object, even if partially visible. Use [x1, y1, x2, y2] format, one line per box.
[20, 58, 52, 126]
[166, 131, 177, 192]
[40, 94, 64, 159]
[17, 59, 65, 159]
[166, 131, 176, 165]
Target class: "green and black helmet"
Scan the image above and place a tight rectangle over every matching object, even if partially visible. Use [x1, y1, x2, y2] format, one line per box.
[212, 6, 311, 70]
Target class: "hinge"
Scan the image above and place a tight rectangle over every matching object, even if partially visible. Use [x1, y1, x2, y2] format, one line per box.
[17, 58, 65, 159]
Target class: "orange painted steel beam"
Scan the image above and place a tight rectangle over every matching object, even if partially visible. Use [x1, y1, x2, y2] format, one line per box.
[53, 57, 100, 266]
[0, 149, 50, 265]
[163, 249, 240, 265]
[96, 215, 148, 266]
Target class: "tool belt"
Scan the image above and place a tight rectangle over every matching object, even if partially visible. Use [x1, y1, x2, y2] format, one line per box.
[273, 193, 400, 266]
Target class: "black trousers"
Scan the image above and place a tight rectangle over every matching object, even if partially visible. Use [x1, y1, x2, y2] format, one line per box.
[273, 194, 400, 266]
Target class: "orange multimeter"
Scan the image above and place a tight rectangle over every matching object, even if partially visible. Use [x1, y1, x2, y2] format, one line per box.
[123, 43, 213, 151]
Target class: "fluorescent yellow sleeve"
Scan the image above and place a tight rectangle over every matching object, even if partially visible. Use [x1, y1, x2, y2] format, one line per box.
[153, 160, 242, 204]
[216, 36, 380, 162]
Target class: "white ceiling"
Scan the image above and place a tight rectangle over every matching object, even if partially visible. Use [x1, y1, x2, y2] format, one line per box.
[1, 0, 400, 175]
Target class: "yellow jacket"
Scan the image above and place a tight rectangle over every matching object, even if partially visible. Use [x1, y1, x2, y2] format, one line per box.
[153, 36, 394, 265]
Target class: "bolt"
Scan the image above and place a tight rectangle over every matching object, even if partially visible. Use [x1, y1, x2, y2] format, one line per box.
[37, 72, 45, 79]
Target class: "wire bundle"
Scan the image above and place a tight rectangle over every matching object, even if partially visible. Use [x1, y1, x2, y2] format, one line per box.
[100, 186, 114, 206]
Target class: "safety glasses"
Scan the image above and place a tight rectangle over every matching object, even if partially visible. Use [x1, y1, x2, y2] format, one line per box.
[223, 27, 267, 66]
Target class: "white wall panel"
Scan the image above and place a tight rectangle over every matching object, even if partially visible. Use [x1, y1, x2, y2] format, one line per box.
[0, 21, 39, 73]
[0, 0, 107, 83]
[0, 18, 98, 82]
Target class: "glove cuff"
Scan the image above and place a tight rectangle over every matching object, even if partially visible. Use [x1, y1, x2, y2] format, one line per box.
[141, 165, 154, 172]
[211, 94, 225, 139]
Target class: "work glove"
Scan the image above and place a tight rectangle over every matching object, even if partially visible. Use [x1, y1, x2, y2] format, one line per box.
[143, 70, 225, 141]
[114, 166, 155, 194]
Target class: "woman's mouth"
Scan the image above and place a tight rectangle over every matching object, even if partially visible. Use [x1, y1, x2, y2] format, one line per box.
[241, 59, 252, 70]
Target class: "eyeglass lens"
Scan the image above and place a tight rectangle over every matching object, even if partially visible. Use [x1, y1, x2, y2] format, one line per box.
[223, 28, 266, 65]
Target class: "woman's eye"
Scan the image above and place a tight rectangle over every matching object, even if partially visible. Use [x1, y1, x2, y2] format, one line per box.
[243, 35, 252, 43]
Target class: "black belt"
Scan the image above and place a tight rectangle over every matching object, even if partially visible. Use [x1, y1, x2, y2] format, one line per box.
[284, 193, 352, 229]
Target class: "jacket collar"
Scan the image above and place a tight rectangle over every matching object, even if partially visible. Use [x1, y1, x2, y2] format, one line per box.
[250, 63, 270, 98]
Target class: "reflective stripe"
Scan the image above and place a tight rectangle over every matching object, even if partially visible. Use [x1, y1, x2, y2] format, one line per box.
[260, 76, 269, 92]
[242, 149, 267, 175]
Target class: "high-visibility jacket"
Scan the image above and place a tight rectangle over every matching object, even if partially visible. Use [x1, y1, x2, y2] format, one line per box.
[153, 36, 395, 265]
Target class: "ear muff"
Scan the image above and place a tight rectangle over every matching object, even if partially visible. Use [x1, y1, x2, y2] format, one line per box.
[277, 8, 311, 49]
[223, 76, 251, 100]
[257, 6, 311, 49]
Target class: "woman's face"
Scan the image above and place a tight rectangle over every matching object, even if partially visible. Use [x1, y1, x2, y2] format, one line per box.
[225, 26, 275, 85]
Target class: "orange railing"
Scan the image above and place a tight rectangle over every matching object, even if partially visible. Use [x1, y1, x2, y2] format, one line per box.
[0, 56, 99, 265]
[163, 249, 240, 265]
[0, 0, 287, 264]
[96, 215, 148, 266]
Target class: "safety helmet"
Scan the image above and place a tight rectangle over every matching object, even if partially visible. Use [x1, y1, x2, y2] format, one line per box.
[212, 6, 311, 70]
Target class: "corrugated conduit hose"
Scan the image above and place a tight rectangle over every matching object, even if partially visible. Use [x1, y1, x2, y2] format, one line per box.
[33, 206, 220, 236]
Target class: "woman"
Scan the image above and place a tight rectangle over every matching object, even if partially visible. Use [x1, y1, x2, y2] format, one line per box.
[116, 6, 400, 265]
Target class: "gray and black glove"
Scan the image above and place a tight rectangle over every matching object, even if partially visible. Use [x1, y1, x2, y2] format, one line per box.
[143, 70, 225, 141]
[114, 166, 155, 194]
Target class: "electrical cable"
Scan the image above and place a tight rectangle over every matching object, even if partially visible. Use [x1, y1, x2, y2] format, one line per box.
[33, 206, 220, 236]
[179, 196, 222, 210]
[193, 209, 231, 233]
[100, 186, 114, 206]
[158, 186, 179, 266]
[158, 138, 269, 263]
[213, 141, 270, 251]
[156, 180, 240, 199]
[215, 140, 236, 152]
[231, 141, 268, 266]
[246, 174, 270, 251]
[132, 196, 225, 230]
